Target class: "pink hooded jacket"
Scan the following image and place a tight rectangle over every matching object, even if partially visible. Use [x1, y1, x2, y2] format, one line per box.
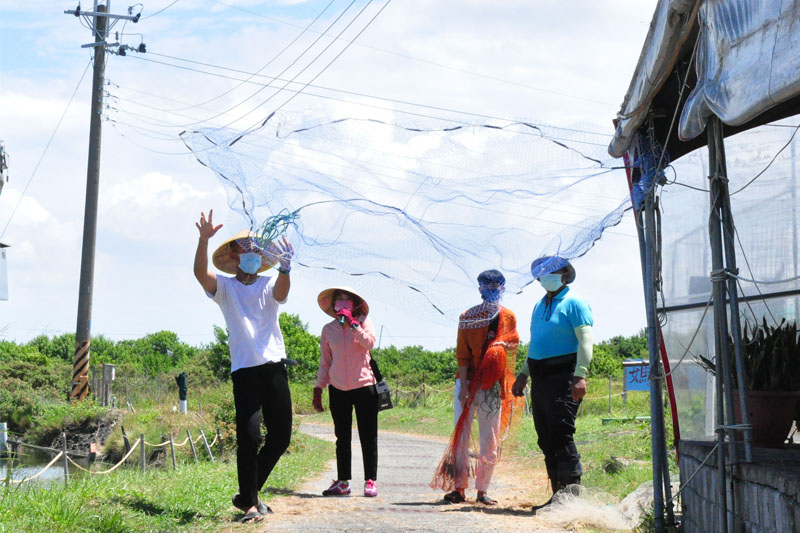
[315, 314, 378, 391]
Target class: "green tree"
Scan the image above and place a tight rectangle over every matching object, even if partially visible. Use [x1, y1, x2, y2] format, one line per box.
[280, 313, 320, 383]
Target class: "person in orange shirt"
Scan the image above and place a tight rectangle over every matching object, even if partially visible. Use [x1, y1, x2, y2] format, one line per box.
[313, 286, 380, 498]
[437, 269, 519, 505]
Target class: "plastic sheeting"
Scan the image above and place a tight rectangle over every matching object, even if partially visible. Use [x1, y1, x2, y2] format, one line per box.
[659, 122, 800, 439]
[609, 0, 698, 157]
[679, 0, 800, 141]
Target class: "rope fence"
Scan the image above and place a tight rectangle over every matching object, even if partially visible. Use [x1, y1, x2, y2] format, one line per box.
[2, 426, 221, 486]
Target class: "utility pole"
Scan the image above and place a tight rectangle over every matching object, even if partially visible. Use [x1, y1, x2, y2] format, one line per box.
[65, 2, 140, 400]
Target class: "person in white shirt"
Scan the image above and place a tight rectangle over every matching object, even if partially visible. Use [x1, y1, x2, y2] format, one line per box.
[193, 209, 294, 524]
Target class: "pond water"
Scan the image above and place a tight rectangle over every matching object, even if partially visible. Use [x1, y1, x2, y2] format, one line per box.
[1, 447, 91, 485]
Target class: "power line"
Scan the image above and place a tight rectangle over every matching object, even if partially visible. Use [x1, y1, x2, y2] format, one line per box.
[163, 0, 337, 112]
[1, 60, 92, 240]
[142, 0, 180, 19]
[228, 0, 391, 136]
[205, 0, 617, 107]
[180, 0, 365, 129]
[136, 51, 612, 141]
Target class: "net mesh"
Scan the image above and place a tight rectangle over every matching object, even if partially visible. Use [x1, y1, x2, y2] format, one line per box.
[182, 107, 631, 324]
[645, 118, 800, 439]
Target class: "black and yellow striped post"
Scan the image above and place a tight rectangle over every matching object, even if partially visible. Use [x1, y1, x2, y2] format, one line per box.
[70, 340, 91, 400]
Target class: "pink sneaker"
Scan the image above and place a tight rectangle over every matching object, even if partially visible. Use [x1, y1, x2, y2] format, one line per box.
[322, 480, 351, 496]
[364, 479, 378, 497]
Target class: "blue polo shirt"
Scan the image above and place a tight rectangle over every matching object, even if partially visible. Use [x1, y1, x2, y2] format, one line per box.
[529, 286, 593, 360]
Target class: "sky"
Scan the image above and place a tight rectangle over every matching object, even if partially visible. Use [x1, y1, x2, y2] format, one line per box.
[0, 0, 657, 351]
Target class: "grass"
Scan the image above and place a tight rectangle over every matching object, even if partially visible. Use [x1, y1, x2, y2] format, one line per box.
[0, 430, 333, 532]
[4, 376, 669, 531]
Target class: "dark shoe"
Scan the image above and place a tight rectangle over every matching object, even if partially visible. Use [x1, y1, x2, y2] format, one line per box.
[241, 510, 263, 523]
[233, 493, 272, 515]
[476, 493, 497, 506]
[443, 490, 466, 503]
[531, 496, 554, 514]
[322, 479, 351, 496]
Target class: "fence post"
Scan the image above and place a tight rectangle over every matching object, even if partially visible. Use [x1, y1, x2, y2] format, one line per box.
[61, 432, 69, 485]
[125, 378, 130, 411]
[608, 376, 613, 415]
[216, 428, 224, 458]
[0, 422, 7, 457]
[161, 434, 168, 468]
[169, 434, 177, 471]
[200, 429, 214, 461]
[121, 425, 131, 454]
[140, 434, 146, 473]
[187, 430, 198, 462]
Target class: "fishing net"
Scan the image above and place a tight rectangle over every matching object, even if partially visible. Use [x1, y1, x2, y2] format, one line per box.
[430, 305, 523, 492]
[181, 107, 631, 325]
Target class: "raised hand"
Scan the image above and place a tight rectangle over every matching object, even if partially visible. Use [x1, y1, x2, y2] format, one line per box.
[196, 210, 223, 240]
[336, 307, 360, 328]
[266, 236, 294, 271]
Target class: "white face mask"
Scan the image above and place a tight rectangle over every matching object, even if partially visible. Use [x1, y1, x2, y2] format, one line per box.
[539, 273, 564, 292]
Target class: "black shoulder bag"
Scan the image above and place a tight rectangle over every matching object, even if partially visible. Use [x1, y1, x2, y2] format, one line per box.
[369, 357, 394, 411]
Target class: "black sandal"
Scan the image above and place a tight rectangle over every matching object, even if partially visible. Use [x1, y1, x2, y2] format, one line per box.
[241, 510, 263, 523]
[233, 493, 273, 515]
[476, 493, 497, 506]
[443, 490, 466, 503]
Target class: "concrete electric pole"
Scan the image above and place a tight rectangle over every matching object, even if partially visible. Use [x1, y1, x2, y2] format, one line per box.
[64, 2, 140, 400]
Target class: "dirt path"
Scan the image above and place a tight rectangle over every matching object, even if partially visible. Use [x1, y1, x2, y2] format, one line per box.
[262, 422, 573, 532]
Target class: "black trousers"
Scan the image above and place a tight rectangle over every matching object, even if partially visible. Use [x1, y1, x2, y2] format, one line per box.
[528, 355, 583, 488]
[329, 384, 378, 481]
[231, 362, 293, 508]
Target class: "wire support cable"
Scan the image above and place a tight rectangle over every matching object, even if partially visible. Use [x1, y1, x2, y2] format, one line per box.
[669, 442, 718, 503]
[0, 59, 92, 240]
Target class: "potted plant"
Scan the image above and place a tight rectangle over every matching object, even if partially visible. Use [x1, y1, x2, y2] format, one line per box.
[697, 318, 800, 448]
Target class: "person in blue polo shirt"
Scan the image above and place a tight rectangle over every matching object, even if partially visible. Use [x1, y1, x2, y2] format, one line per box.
[512, 256, 593, 513]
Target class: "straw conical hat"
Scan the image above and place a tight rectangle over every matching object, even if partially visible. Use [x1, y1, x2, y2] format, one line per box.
[212, 230, 276, 275]
[317, 286, 370, 318]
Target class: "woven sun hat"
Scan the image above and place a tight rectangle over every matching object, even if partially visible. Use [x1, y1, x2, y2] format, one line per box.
[317, 286, 370, 319]
[530, 256, 576, 284]
[212, 230, 276, 275]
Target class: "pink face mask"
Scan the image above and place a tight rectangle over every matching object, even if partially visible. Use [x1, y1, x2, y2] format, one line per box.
[334, 299, 354, 312]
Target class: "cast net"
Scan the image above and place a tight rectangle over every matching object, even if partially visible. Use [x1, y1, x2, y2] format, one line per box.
[181, 105, 632, 326]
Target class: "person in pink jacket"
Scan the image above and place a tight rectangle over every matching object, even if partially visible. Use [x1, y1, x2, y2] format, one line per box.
[313, 286, 380, 498]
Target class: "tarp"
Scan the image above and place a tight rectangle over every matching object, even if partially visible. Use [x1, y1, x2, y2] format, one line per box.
[679, 0, 800, 141]
[609, 0, 800, 157]
[609, 0, 699, 157]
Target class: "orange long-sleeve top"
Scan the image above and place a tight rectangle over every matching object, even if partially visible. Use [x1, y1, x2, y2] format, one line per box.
[456, 305, 519, 380]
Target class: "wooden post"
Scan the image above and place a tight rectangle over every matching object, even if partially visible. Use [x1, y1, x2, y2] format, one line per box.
[169, 434, 176, 471]
[125, 378, 129, 410]
[161, 434, 168, 468]
[608, 376, 613, 415]
[139, 434, 145, 473]
[61, 432, 69, 485]
[121, 425, 131, 454]
[199, 429, 214, 461]
[187, 430, 198, 462]
[216, 428, 224, 458]
[157, 382, 161, 406]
